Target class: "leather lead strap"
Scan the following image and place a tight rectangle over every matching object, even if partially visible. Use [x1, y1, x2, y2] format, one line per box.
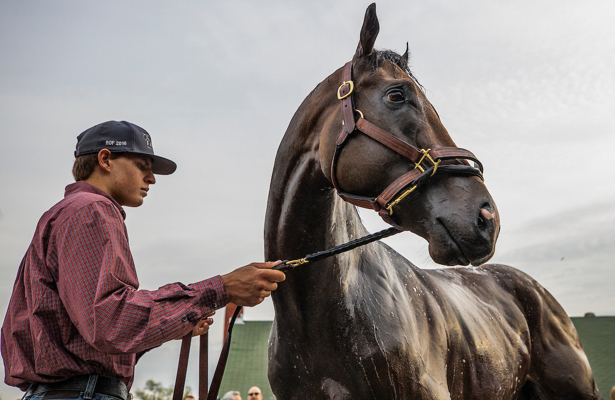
[199, 333, 209, 400]
[173, 307, 240, 400]
[172, 332, 209, 400]
[172, 334, 192, 400]
[206, 306, 243, 400]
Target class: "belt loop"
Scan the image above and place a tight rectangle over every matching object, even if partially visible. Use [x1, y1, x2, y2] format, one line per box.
[83, 374, 99, 400]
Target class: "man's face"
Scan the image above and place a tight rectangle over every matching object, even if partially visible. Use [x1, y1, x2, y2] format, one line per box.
[232, 395, 242, 400]
[247, 387, 262, 400]
[107, 153, 156, 207]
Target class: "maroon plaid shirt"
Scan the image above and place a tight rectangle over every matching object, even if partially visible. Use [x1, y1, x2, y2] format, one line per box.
[2, 182, 228, 390]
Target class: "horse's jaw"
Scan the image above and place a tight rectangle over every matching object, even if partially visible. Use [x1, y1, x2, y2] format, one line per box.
[427, 214, 500, 267]
[393, 175, 501, 267]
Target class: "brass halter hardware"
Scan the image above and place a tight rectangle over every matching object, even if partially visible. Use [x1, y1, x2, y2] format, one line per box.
[337, 80, 355, 100]
[286, 258, 309, 268]
[384, 149, 442, 215]
[415, 149, 441, 176]
[385, 150, 439, 215]
[386, 186, 418, 215]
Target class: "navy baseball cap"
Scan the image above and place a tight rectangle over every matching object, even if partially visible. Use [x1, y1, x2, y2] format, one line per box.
[75, 120, 177, 175]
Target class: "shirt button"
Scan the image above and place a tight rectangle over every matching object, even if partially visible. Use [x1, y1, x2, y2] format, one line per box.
[212, 303, 217, 308]
[181, 317, 187, 322]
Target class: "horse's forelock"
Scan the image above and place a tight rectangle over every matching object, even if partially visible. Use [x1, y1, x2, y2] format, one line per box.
[369, 49, 424, 92]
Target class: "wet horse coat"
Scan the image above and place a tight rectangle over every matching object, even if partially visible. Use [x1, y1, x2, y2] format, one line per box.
[265, 4, 598, 399]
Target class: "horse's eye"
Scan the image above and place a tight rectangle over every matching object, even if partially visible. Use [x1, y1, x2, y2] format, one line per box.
[387, 91, 405, 103]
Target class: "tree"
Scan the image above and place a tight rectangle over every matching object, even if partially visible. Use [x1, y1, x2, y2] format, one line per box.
[133, 380, 191, 400]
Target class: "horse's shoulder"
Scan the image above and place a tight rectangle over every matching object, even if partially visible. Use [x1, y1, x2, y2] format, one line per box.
[473, 264, 574, 328]
[421, 264, 561, 316]
[477, 264, 554, 299]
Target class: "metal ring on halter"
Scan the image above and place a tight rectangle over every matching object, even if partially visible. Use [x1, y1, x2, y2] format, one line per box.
[342, 109, 364, 126]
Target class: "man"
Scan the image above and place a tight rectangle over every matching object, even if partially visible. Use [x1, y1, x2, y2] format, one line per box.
[1, 121, 285, 400]
[247, 387, 262, 400]
[221, 391, 241, 400]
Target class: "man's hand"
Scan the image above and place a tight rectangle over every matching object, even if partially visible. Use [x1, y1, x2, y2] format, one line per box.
[192, 312, 215, 337]
[221, 261, 286, 307]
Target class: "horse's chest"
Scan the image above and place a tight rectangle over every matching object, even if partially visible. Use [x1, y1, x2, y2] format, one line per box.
[270, 273, 530, 399]
[337, 315, 529, 399]
[340, 288, 530, 398]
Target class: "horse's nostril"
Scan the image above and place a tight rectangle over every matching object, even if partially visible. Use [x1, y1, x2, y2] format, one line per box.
[480, 208, 494, 221]
[477, 207, 493, 230]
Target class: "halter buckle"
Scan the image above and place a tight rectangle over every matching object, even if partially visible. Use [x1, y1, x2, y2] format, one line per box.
[415, 149, 441, 176]
[337, 81, 354, 100]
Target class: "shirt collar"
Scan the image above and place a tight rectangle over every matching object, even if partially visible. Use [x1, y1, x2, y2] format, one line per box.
[65, 181, 127, 220]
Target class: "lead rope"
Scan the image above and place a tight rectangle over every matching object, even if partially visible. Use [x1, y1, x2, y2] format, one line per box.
[172, 226, 402, 400]
[172, 333, 208, 400]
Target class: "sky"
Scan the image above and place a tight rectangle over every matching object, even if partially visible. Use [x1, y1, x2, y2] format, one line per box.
[1, 0, 614, 399]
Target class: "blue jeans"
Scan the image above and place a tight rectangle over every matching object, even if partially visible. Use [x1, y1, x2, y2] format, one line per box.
[23, 393, 124, 400]
[22, 375, 126, 400]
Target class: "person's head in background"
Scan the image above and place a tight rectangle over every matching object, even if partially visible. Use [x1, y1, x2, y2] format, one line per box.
[247, 387, 262, 400]
[222, 390, 241, 400]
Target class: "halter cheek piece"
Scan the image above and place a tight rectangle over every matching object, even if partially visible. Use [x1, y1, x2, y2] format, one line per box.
[331, 60, 485, 229]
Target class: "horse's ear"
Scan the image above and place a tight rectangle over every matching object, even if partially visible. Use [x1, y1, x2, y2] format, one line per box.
[354, 3, 379, 59]
[402, 42, 409, 63]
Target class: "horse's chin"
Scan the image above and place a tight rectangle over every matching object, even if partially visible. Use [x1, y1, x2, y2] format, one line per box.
[428, 241, 495, 267]
[426, 220, 497, 267]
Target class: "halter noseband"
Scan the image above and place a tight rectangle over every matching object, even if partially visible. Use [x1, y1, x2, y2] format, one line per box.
[331, 60, 485, 229]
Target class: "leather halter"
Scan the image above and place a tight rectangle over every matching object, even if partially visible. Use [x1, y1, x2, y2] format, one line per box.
[331, 60, 485, 229]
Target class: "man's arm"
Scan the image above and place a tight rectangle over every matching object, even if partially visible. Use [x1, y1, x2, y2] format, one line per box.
[54, 201, 284, 353]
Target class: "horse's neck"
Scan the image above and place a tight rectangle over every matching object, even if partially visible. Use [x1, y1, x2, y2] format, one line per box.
[264, 117, 366, 261]
[264, 74, 422, 322]
[264, 79, 369, 301]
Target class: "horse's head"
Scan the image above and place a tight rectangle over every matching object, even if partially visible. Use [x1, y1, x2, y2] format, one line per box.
[320, 3, 500, 266]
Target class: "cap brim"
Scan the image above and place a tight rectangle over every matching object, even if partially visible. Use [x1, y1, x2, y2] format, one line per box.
[150, 155, 177, 175]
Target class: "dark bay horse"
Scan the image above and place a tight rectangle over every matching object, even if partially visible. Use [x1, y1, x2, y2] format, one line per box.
[264, 4, 598, 399]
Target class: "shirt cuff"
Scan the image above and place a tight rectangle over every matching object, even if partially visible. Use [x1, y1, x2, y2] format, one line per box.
[191, 275, 229, 312]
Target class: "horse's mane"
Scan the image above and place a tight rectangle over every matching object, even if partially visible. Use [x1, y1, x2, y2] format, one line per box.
[369, 49, 424, 92]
